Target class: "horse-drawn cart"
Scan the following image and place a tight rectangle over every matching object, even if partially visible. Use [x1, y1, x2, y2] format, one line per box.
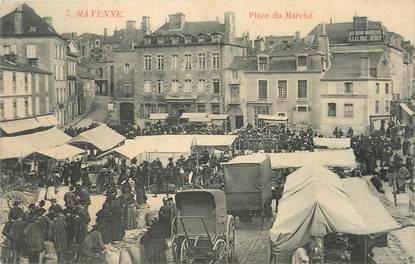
[171, 189, 236, 263]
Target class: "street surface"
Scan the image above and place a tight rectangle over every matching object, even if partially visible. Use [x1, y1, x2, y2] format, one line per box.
[70, 95, 110, 128]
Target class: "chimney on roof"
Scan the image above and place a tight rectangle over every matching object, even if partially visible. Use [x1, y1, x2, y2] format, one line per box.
[169, 12, 185, 30]
[126, 20, 136, 30]
[71, 32, 77, 39]
[43, 17, 53, 28]
[254, 37, 265, 52]
[142, 16, 151, 35]
[295, 31, 300, 40]
[360, 57, 370, 77]
[14, 7, 23, 34]
[353, 16, 368, 30]
[317, 23, 330, 70]
[225, 11, 235, 43]
[5, 54, 17, 64]
[104, 28, 107, 37]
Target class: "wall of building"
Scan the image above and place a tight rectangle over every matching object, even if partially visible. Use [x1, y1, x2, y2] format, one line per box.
[242, 71, 322, 128]
[319, 79, 392, 135]
[31, 72, 52, 116]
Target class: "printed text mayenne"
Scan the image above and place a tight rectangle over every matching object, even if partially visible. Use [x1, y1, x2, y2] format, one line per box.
[67, 9, 124, 18]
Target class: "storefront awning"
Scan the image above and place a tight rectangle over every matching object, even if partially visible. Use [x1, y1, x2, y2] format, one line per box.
[400, 103, 414, 116]
[180, 113, 212, 122]
[209, 114, 228, 120]
[258, 114, 288, 122]
[35, 114, 59, 127]
[148, 113, 169, 121]
[0, 117, 43, 134]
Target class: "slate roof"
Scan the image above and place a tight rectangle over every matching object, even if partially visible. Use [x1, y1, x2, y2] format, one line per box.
[113, 29, 144, 52]
[0, 4, 63, 38]
[307, 20, 386, 45]
[0, 56, 51, 74]
[153, 21, 225, 36]
[322, 51, 390, 80]
[228, 39, 321, 72]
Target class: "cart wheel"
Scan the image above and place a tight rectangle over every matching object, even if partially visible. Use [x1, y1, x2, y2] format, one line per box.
[180, 238, 190, 263]
[226, 215, 236, 262]
[172, 235, 181, 263]
[171, 216, 177, 239]
[213, 239, 228, 264]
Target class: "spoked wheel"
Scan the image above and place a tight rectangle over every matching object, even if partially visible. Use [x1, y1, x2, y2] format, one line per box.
[213, 239, 228, 264]
[172, 235, 182, 263]
[171, 216, 177, 238]
[180, 238, 190, 263]
[226, 215, 236, 262]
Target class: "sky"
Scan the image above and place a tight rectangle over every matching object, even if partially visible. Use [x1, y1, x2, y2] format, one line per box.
[0, 0, 414, 43]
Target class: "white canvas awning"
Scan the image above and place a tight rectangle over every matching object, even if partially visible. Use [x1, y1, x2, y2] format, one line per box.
[0, 117, 43, 134]
[209, 114, 228, 120]
[24, 144, 85, 160]
[0, 136, 37, 159]
[68, 124, 125, 151]
[35, 114, 60, 127]
[148, 113, 169, 121]
[180, 113, 212, 122]
[258, 114, 288, 122]
[313, 137, 351, 149]
[17, 127, 71, 150]
[400, 103, 414, 116]
[192, 135, 237, 147]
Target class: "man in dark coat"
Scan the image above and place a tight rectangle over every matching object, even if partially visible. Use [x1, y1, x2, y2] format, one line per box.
[2, 214, 25, 264]
[23, 210, 47, 264]
[78, 225, 105, 263]
[50, 208, 68, 262]
[64, 186, 78, 209]
[8, 201, 24, 221]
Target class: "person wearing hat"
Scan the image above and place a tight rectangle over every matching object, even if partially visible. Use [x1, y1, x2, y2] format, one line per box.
[8, 201, 24, 221]
[23, 210, 47, 264]
[2, 209, 25, 264]
[47, 198, 62, 219]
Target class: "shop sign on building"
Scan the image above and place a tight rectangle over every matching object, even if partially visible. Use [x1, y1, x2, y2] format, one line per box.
[348, 29, 383, 42]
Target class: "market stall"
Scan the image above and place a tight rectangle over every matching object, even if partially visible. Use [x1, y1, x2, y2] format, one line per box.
[313, 137, 351, 149]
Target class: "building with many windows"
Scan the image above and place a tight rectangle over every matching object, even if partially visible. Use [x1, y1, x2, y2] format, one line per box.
[319, 51, 392, 135]
[0, 4, 69, 125]
[110, 12, 249, 125]
[0, 55, 52, 121]
[225, 29, 327, 129]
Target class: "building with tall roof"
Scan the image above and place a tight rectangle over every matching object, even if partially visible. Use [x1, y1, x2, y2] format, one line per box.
[0, 4, 69, 125]
[306, 16, 414, 125]
[109, 12, 250, 125]
[225, 31, 327, 129]
[0, 55, 52, 121]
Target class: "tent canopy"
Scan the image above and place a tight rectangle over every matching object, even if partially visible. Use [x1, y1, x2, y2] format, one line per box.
[400, 103, 414, 116]
[0, 117, 44, 134]
[148, 113, 169, 121]
[0, 136, 36, 159]
[35, 114, 60, 127]
[68, 124, 125, 152]
[209, 114, 228, 120]
[313, 137, 351, 149]
[100, 135, 237, 160]
[270, 166, 366, 252]
[342, 178, 401, 234]
[270, 166, 402, 253]
[282, 165, 345, 197]
[24, 144, 85, 160]
[228, 149, 357, 169]
[180, 113, 212, 122]
[258, 114, 288, 122]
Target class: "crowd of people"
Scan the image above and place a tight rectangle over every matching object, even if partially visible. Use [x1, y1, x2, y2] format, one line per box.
[64, 122, 100, 137]
[2, 184, 93, 263]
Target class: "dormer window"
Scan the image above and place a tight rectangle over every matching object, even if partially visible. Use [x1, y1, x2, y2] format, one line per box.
[29, 26, 36, 32]
[297, 55, 307, 71]
[257, 56, 268, 71]
[172, 36, 179, 45]
[212, 35, 222, 43]
[157, 37, 164, 45]
[95, 39, 100, 48]
[185, 36, 192, 44]
[144, 37, 152, 45]
[198, 36, 204, 43]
